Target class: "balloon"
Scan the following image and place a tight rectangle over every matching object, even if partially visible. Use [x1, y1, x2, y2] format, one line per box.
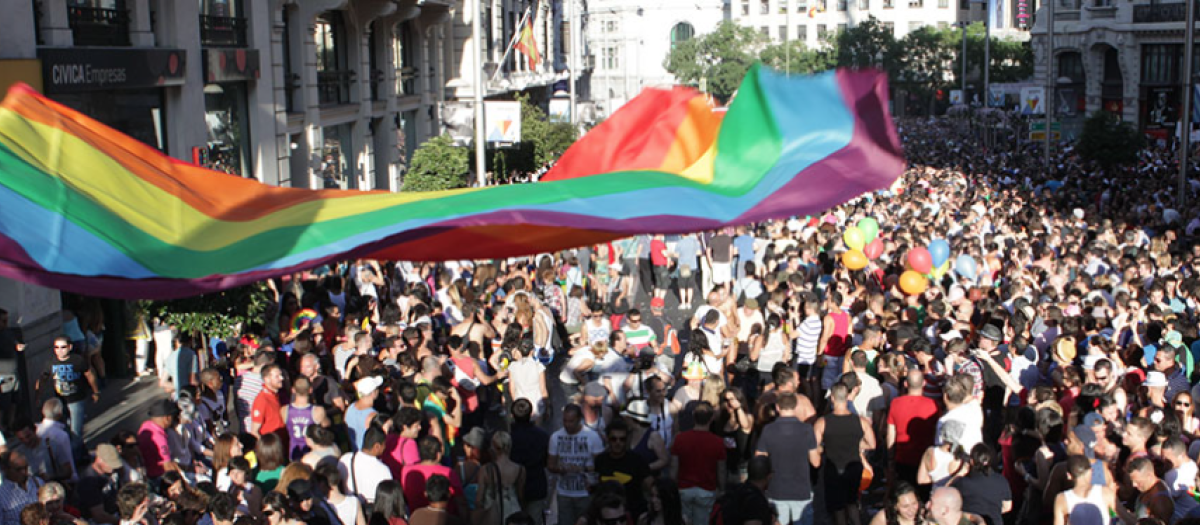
[928, 239, 950, 267]
[907, 247, 933, 274]
[842, 250, 868, 270]
[857, 217, 880, 243]
[955, 254, 978, 280]
[931, 260, 951, 279]
[843, 226, 866, 251]
[900, 270, 928, 295]
[863, 238, 884, 260]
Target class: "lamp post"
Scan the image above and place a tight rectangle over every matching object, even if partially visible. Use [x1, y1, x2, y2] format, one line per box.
[1044, 0, 1055, 169]
[1179, 0, 1195, 206]
[472, 0, 486, 187]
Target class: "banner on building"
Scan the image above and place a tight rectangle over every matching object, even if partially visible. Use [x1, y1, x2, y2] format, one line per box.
[549, 98, 570, 123]
[1146, 87, 1176, 129]
[485, 101, 522, 144]
[39, 48, 186, 94]
[1020, 86, 1044, 115]
[439, 101, 474, 147]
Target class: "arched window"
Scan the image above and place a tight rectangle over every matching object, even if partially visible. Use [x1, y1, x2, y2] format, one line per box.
[670, 22, 695, 49]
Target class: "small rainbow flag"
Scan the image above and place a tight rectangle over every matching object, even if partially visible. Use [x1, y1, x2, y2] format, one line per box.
[0, 64, 902, 299]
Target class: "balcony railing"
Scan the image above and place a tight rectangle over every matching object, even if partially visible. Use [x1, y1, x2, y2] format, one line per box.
[1134, 2, 1197, 22]
[318, 70, 355, 106]
[396, 67, 417, 96]
[68, 6, 130, 46]
[200, 15, 247, 47]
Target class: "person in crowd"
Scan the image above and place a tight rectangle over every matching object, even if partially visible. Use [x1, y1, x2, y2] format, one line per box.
[755, 392, 819, 525]
[670, 400, 726, 525]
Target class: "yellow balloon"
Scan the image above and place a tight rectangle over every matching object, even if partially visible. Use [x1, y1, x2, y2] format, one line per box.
[842, 250, 868, 271]
[900, 270, 928, 295]
[843, 226, 866, 251]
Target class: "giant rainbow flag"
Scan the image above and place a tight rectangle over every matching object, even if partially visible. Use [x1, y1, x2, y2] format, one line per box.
[0, 64, 903, 299]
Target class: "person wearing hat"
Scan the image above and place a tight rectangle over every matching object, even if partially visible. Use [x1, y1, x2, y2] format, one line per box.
[76, 443, 126, 524]
[1141, 372, 1170, 415]
[346, 375, 382, 452]
[621, 399, 669, 473]
[137, 399, 180, 481]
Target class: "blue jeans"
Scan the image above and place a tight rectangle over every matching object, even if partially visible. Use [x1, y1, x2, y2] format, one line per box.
[772, 498, 813, 525]
[66, 399, 87, 439]
[557, 494, 590, 525]
[681, 487, 715, 525]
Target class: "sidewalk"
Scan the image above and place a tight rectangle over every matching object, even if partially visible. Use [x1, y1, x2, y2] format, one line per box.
[82, 375, 166, 448]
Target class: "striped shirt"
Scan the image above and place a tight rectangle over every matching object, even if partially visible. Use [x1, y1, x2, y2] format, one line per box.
[623, 325, 657, 350]
[235, 371, 263, 431]
[793, 315, 822, 365]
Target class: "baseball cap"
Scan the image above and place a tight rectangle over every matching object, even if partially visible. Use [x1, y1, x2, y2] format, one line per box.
[979, 325, 1003, 342]
[1145, 371, 1168, 388]
[356, 376, 385, 397]
[650, 297, 665, 308]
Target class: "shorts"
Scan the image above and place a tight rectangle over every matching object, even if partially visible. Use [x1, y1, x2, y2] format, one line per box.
[654, 265, 670, 287]
[712, 262, 732, 284]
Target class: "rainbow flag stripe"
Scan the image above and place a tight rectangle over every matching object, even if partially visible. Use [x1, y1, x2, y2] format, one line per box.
[0, 64, 903, 299]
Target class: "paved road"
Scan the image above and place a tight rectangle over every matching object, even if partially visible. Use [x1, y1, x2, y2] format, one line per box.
[83, 375, 166, 448]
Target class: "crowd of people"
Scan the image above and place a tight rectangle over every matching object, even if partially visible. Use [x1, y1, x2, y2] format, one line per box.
[8, 115, 1200, 525]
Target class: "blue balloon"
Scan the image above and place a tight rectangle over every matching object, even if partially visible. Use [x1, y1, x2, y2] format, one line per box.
[955, 254, 978, 280]
[928, 239, 950, 268]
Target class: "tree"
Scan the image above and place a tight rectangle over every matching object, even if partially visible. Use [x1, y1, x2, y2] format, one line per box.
[664, 21, 765, 99]
[897, 26, 956, 114]
[759, 40, 834, 75]
[942, 23, 1033, 88]
[1077, 111, 1145, 169]
[141, 282, 273, 340]
[519, 95, 577, 168]
[401, 134, 469, 192]
[833, 17, 901, 77]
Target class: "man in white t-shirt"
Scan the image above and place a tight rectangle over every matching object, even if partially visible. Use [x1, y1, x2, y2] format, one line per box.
[549, 405, 605, 525]
[338, 426, 392, 503]
[936, 374, 984, 452]
[1162, 436, 1200, 521]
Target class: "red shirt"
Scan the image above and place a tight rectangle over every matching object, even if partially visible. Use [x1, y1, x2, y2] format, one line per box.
[252, 388, 285, 437]
[670, 429, 727, 491]
[401, 463, 465, 514]
[650, 239, 669, 266]
[1059, 387, 1080, 418]
[886, 395, 940, 466]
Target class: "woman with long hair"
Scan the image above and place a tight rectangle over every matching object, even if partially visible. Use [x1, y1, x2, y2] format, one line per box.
[368, 480, 408, 525]
[476, 430, 524, 524]
[212, 433, 242, 491]
[254, 433, 288, 492]
[1172, 391, 1199, 436]
[868, 481, 923, 525]
[950, 444, 1012, 525]
[638, 477, 685, 525]
[274, 462, 313, 496]
[717, 387, 754, 481]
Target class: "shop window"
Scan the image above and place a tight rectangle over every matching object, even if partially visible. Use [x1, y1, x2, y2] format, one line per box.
[321, 124, 355, 189]
[203, 82, 251, 177]
[316, 11, 354, 106]
[68, 0, 131, 46]
[199, 0, 247, 47]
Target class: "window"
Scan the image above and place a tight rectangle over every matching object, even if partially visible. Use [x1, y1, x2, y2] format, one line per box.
[394, 21, 417, 96]
[837, 23, 847, 33]
[797, 0, 808, 9]
[603, 46, 619, 70]
[1058, 51, 1085, 83]
[670, 22, 695, 48]
[937, 21, 949, 28]
[838, 0, 848, 10]
[909, 0, 923, 7]
[909, 21, 923, 32]
[761, 26, 770, 36]
[316, 11, 352, 105]
[858, 0, 869, 9]
[1059, 0, 1080, 9]
[883, 21, 895, 35]
[817, 23, 827, 38]
[761, 0, 770, 13]
[960, 0, 969, 9]
[742, 0, 751, 15]
[884, 0, 894, 8]
[798, 24, 807, 41]
[939, 0, 949, 7]
[605, 20, 618, 33]
[779, 25, 788, 39]
[1142, 44, 1177, 84]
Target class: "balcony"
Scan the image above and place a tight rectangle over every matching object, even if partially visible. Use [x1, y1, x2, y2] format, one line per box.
[68, 6, 130, 46]
[1134, 2, 1196, 22]
[318, 70, 355, 105]
[200, 15, 247, 47]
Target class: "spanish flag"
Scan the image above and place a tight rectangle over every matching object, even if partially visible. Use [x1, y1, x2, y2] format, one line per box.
[516, 16, 540, 69]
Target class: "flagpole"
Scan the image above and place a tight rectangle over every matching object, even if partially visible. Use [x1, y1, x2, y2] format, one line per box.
[473, 0, 487, 188]
[492, 6, 533, 81]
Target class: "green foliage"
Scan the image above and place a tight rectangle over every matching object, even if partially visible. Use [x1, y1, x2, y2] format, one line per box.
[833, 17, 901, 77]
[759, 40, 834, 75]
[940, 23, 1034, 87]
[519, 95, 578, 168]
[140, 283, 273, 340]
[1077, 111, 1145, 169]
[402, 134, 469, 192]
[664, 21, 766, 98]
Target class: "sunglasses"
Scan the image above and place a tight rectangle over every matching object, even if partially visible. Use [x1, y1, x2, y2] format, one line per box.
[1177, 402, 1192, 407]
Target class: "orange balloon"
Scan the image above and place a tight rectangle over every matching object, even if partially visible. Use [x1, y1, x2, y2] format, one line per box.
[899, 270, 928, 295]
[842, 249, 868, 270]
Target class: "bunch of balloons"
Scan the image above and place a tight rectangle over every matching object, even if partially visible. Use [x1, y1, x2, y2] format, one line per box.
[841, 217, 881, 271]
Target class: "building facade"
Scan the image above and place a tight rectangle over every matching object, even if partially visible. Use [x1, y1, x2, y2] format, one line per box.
[1028, 0, 1196, 138]
[729, 0, 1022, 45]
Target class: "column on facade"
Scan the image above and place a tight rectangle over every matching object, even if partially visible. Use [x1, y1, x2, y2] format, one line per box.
[247, 0, 282, 185]
[379, 2, 422, 191]
[38, 0, 73, 46]
[128, 0, 156, 46]
[156, 0, 206, 162]
[296, 0, 349, 189]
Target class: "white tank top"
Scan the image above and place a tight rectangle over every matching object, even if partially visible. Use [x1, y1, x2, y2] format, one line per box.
[929, 447, 958, 487]
[1063, 486, 1108, 525]
[757, 331, 789, 373]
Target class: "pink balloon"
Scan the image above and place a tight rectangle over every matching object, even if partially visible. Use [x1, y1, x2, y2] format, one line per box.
[864, 238, 884, 260]
[907, 247, 933, 274]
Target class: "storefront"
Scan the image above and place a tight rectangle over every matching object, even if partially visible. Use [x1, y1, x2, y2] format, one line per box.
[203, 49, 259, 177]
[321, 123, 355, 189]
[38, 48, 186, 151]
